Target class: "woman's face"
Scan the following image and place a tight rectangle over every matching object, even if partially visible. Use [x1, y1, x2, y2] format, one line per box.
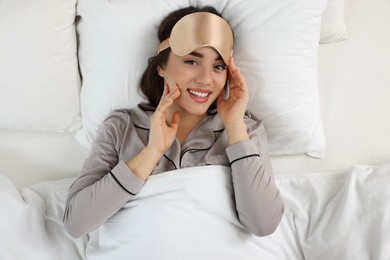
[158, 47, 227, 117]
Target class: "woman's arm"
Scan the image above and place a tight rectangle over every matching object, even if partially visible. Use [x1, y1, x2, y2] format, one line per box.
[227, 116, 284, 236]
[63, 113, 145, 238]
[218, 58, 284, 236]
[64, 86, 181, 238]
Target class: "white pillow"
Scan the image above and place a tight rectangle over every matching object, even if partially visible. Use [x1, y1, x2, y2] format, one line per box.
[320, 0, 348, 43]
[0, 0, 81, 132]
[76, 0, 326, 157]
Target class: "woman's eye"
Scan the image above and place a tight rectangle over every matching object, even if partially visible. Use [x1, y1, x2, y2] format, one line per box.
[215, 64, 227, 71]
[184, 60, 197, 65]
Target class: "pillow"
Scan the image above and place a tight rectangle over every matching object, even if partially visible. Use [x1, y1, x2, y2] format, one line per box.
[76, 0, 326, 157]
[320, 0, 348, 43]
[0, 0, 81, 132]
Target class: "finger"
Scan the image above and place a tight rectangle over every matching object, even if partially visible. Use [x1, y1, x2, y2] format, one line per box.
[228, 61, 240, 85]
[169, 111, 180, 129]
[156, 85, 179, 114]
[229, 56, 236, 68]
[163, 84, 170, 97]
[162, 83, 179, 99]
[170, 84, 180, 100]
[217, 90, 225, 105]
[164, 84, 180, 99]
[163, 85, 180, 106]
[155, 85, 171, 114]
[229, 64, 247, 91]
[228, 63, 236, 81]
[234, 68, 246, 88]
[156, 84, 170, 107]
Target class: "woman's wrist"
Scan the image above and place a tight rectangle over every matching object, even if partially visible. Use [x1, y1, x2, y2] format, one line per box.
[225, 121, 249, 145]
[126, 146, 164, 181]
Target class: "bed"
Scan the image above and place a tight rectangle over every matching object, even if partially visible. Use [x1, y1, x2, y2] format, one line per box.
[0, 0, 389, 259]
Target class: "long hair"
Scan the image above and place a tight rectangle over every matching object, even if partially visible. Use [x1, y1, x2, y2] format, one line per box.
[138, 6, 224, 107]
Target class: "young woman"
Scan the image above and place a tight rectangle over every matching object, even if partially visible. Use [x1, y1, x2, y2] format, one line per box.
[64, 6, 284, 238]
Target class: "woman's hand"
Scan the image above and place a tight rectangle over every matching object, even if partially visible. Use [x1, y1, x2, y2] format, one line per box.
[147, 84, 181, 155]
[127, 85, 180, 181]
[217, 58, 249, 126]
[217, 58, 250, 145]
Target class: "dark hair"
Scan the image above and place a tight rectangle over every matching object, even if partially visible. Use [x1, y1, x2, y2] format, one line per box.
[139, 6, 224, 107]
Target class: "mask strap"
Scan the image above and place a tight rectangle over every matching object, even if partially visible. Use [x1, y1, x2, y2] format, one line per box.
[157, 39, 170, 54]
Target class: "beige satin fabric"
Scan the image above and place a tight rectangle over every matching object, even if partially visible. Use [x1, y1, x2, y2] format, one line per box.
[158, 12, 234, 64]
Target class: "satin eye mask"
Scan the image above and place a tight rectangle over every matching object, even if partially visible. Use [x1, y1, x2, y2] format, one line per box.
[158, 12, 234, 65]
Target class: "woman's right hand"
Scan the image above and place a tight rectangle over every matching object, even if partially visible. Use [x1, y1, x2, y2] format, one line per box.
[127, 85, 180, 181]
[147, 84, 181, 155]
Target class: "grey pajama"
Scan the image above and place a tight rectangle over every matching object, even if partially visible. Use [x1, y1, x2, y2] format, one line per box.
[63, 103, 284, 238]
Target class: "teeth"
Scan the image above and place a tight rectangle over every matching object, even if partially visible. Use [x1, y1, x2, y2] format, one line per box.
[189, 90, 209, 98]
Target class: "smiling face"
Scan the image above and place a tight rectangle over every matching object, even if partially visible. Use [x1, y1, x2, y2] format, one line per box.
[158, 47, 227, 118]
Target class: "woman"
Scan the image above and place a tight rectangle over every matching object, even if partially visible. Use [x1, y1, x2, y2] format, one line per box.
[64, 6, 284, 238]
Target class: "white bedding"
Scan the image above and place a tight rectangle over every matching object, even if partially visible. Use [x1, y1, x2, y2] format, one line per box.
[0, 176, 87, 260]
[0, 1, 389, 258]
[1, 164, 389, 260]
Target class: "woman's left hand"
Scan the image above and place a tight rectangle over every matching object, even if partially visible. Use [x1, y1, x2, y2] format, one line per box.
[217, 58, 249, 128]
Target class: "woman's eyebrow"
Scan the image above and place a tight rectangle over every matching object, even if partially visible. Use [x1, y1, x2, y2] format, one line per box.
[189, 51, 223, 61]
[189, 51, 203, 58]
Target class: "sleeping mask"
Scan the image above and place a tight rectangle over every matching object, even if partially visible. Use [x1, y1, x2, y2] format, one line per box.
[157, 12, 234, 65]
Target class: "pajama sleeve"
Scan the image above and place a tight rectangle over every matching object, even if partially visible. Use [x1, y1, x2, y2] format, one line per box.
[226, 113, 284, 236]
[63, 112, 145, 238]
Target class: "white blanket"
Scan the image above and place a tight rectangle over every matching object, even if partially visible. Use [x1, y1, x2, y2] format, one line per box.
[86, 166, 302, 260]
[0, 176, 87, 260]
[0, 164, 389, 260]
[287, 165, 390, 260]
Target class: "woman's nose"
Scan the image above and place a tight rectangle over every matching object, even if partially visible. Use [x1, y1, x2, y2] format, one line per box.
[195, 68, 212, 86]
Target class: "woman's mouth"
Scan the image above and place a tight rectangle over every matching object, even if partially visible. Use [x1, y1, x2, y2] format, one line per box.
[189, 89, 209, 97]
[188, 89, 211, 103]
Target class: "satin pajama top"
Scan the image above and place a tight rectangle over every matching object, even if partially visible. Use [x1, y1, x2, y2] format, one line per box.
[64, 103, 284, 238]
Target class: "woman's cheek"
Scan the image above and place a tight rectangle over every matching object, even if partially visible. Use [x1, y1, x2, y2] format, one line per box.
[164, 79, 177, 91]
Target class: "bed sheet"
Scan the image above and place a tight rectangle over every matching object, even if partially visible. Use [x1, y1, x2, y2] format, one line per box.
[0, 164, 389, 260]
[0, 175, 87, 260]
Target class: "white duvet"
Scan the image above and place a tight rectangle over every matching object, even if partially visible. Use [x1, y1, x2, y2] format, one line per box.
[0, 164, 389, 260]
